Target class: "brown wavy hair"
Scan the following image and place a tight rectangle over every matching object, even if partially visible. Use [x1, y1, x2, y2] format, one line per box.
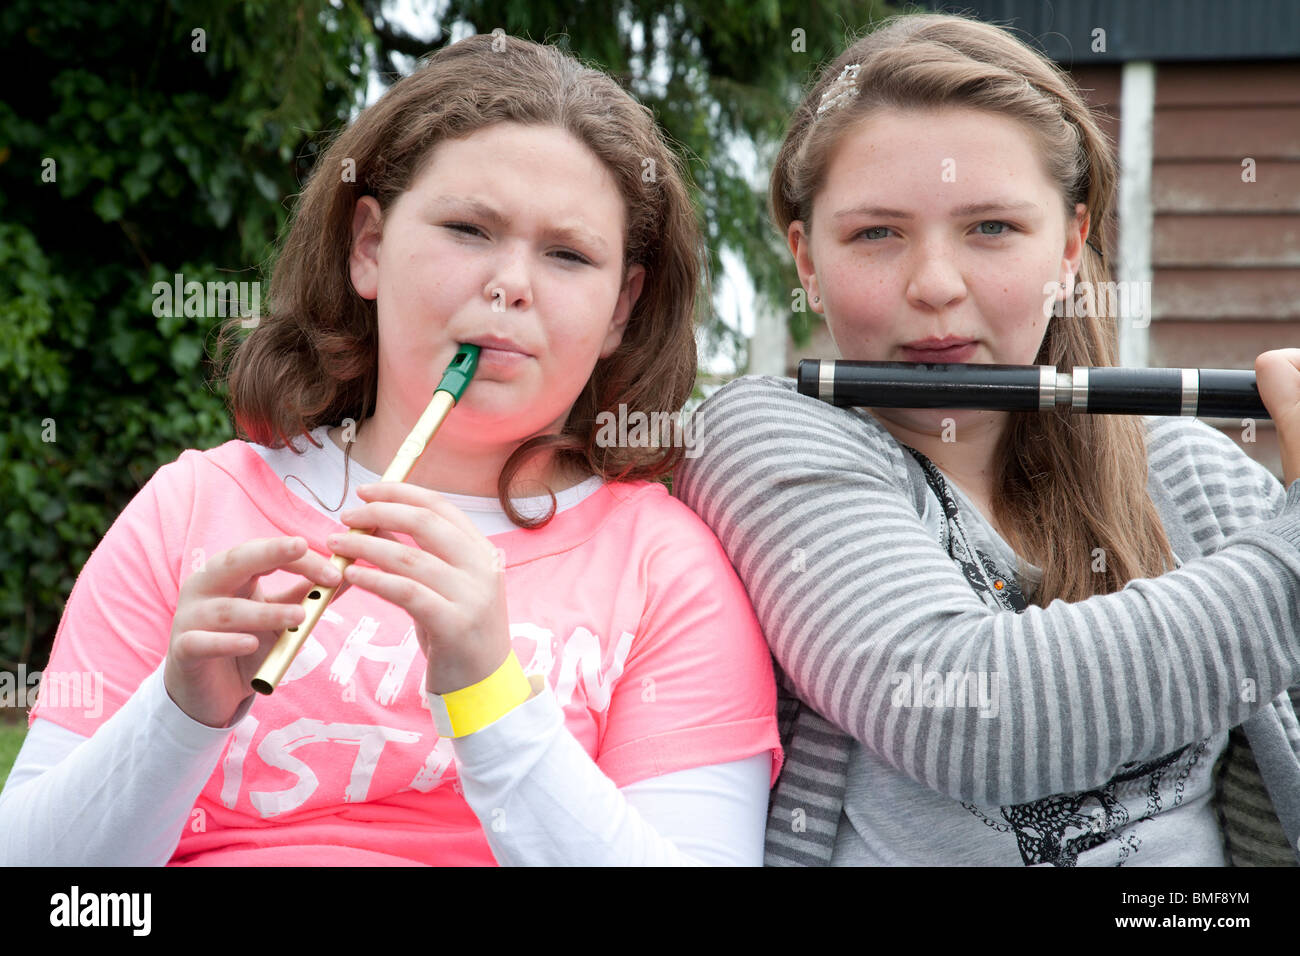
[770, 12, 1176, 604]
[212, 34, 703, 528]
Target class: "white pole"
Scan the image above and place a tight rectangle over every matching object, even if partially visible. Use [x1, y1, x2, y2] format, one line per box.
[749, 293, 787, 376]
[1117, 60, 1156, 369]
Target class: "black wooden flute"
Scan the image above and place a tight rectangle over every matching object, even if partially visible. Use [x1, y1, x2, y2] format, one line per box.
[796, 360, 1269, 420]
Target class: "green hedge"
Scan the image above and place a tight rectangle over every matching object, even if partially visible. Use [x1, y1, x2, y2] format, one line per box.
[0, 0, 372, 670]
[0, 721, 25, 791]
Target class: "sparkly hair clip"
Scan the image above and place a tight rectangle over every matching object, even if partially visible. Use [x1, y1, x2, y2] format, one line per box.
[815, 63, 861, 117]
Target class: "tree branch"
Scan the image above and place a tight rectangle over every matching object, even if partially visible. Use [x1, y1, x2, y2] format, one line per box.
[373, 21, 444, 60]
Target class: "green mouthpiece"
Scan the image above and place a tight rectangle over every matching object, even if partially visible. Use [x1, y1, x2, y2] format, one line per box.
[437, 344, 480, 402]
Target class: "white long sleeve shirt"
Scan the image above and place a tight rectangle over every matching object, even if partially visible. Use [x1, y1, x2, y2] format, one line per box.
[0, 665, 770, 865]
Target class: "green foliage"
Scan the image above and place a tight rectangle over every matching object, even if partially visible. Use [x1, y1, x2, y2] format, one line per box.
[0, 721, 26, 792]
[0, 0, 372, 667]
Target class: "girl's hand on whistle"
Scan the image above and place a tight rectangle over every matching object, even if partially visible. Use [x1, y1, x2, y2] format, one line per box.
[166, 537, 343, 728]
[1256, 348, 1300, 488]
[327, 482, 512, 695]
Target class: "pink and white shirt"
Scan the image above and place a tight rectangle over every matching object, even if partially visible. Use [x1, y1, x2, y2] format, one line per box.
[25, 438, 782, 865]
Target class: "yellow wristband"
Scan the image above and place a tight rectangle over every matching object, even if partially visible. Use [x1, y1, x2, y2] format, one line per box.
[432, 650, 533, 738]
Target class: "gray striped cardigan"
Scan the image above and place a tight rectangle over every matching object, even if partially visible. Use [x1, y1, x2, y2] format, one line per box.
[673, 374, 1300, 866]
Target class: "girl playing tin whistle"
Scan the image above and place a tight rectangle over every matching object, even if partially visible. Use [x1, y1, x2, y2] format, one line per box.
[0, 35, 781, 866]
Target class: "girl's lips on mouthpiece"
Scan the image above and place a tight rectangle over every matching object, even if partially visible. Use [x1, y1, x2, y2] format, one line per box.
[900, 342, 977, 363]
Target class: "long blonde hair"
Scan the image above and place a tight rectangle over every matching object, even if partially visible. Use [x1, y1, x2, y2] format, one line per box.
[770, 12, 1176, 604]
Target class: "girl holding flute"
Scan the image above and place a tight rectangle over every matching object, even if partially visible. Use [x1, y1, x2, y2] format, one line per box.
[0, 35, 781, 865]
[674, 12, 1300, 866]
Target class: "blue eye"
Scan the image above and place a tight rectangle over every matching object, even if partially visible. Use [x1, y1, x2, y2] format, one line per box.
[445, 223, 485, 237]
[551, 250, 592, 265]
[977, 221, 1013, 236]
[855, 226, 894, 241]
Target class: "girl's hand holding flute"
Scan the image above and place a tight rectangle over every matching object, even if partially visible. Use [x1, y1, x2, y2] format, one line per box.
[164, 538, 343, 728]
[163, 478, 511, 730]
[1257, 348, 1300, 487]
[326, 480, 513, 695]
